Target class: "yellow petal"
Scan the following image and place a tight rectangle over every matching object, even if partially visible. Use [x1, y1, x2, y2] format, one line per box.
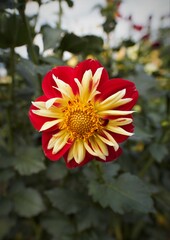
[52, 133, 69, 154]
[98, 130, 119, 151]
[106, 126, 133, 136]
[48, 135, 57, 150]
[40, 119, 62, 131]
[98, 89, 126, 110]
[32, 109, 59, 118]
[84, 141, 98, 157]
[92, 67, 103, 85]
[88, 138, 106, 160]
[98, 110, 134, 117]
[111, 98, 132, 108]
[72, 140, 86, 164]
[45, 98, 61, 109]
[79, 70, 92, 101]
[32, 101, 45, 109]
[82, 69, 92, 87]
[74, 78, 82, 94]
[108, 118, 133, 126]
[52, 74, 74, 99]
[95, 136, 109, 156]
[67, 145, 74, 162]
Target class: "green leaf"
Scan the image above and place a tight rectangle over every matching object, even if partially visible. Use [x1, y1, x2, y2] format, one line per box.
[59, 33, 103, 54]
[0, 13, 29, 48]
[42, 25, 65, 50]
[75, 204, 109, 232]
[89, 173, 154, 214]
[83, 162, 120, 182]
[149, 143, 168, 163]
[12, 187, 45, 217]
[16, 59, 37, 88]
[40, 55, 64, 65]
[14, 146, 46, 176]
[42, 211, 75, 238]
[64, 0, 74, 7]
[45, 187, 84, 214]
[82, 35, 103, 53]
[59, 33, 87, 54]
[46, 160, 68, 180]
[36, 64, 52, 76]
[101, 163, 120, 181]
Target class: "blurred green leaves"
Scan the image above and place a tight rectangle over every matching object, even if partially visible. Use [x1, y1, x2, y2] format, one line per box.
[0, 13, 29, 48]
[42, 25, 65, 51]
[11, 186, 45, 217]
[59, 33, 103, 55]
[45, 187, 83, 214]
[14, 146, 45, 175]
[89, 172, 154, 214]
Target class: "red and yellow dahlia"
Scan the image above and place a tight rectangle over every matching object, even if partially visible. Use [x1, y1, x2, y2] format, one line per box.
[29, 59, 138, 168]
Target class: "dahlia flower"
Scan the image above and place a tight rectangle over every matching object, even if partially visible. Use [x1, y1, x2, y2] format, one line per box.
[29, 59, 138, 168]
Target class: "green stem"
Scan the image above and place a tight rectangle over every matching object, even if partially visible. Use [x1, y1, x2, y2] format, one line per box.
[138, 157, 154, 177]
[57, 0, 63, 29]
[7, 46, 16, 154]
[114, 216, 123, 240]
[20, 11, 38, 64]
[6, 107, 14, 153]
[131, 220, 145, 240]
[9, 46, 15, 101]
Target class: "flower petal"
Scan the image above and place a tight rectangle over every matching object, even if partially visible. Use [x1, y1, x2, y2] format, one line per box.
[107, 123, 134, 143]
[42, 132, 72, 161]
[98, 110, 134, 117]
[74, 59, 109, 88]
[42, 66, 76, 98]
[77, 69, 92, 101]
[89, 136, 109, 160]
[52, 134, 70, 154]
[92, 67, 104, 84]
[106, 125, 134, 136]
[108, 118, 133, 126]
[68, 139, 86, 164]
[29, 95, 56, 131]
[45, 97, 61, 109]
[52, 74, 74, 99]
[40, 119, 62, 132]
[98, 130, 119, 151]
[65, 151, 92, 168]
[97, 78, 138, 110]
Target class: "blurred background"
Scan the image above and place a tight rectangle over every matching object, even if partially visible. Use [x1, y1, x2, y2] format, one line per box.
[0, 0, 170, 239]
[16, 0, 170, 56]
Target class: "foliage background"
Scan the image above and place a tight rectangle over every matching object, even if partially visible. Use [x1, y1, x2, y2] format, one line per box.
[0, 0, 170, 239]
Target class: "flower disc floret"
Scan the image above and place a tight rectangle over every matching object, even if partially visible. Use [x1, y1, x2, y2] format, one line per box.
[61, 98, 103, 140]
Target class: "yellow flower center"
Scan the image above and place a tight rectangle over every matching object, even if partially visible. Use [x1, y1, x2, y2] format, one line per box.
[61, 98, 103, 140]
